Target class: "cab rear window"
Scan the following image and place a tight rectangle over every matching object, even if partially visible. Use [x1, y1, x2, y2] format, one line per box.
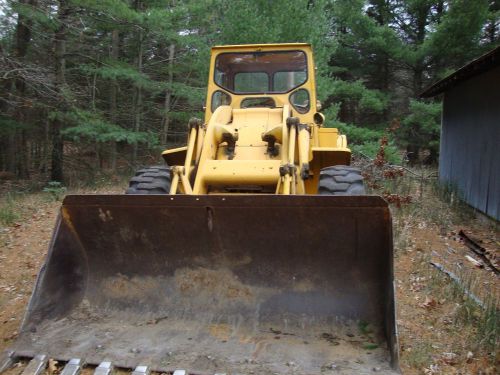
[215, 51, 307, 94]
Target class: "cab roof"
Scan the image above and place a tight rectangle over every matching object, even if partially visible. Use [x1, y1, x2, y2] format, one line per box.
[211, 43, 311, 52]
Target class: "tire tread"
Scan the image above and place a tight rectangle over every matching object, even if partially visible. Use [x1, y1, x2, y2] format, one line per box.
[318, 165, 365, 195]
[126, 166, 172, 194]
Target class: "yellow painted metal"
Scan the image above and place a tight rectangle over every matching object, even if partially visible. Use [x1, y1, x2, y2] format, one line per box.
[337, 134, 348, 148]
[162, 145, 187, 156]
[281, 105, 291, 165]
[169, 166, 194, 194]
[169, 171, 180, 195]
[184, 126, 198, 174]
[282, 175, 291, 195]
[204, 44, 318, 125]
[198, 160, 281, 184]
[262, 125, 283, 145]
[287, 124, 297, 195]
[180, 170, 193, 194]
[161, 43, 354, 195]
[297, 124, 311, 178]
[212, 43, 311, 50]
[317, 128, 338, 147]
[161, 146, 187, 166]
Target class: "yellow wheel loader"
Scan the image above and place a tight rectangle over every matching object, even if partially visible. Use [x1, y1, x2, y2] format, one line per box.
[2, 44, 400, 375]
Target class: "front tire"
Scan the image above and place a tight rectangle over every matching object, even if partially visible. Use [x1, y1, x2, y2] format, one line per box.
[126, 166, 171, 194]
[318, 165, 365, 195]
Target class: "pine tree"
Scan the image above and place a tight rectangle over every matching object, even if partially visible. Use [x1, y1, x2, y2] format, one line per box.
[0, 0, 498, 179]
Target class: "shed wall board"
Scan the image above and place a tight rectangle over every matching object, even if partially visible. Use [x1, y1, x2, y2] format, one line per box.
[439, 65, 500, 220]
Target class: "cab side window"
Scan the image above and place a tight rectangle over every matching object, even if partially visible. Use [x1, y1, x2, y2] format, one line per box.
[290, 89, 310, 113]
[211, 90, 231, 112]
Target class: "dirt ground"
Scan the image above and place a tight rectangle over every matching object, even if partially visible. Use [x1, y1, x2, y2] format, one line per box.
[0, 182, 498, 374]
[394, 215, 499, 374]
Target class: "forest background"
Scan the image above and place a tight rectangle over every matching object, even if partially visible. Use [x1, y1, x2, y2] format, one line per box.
[0, 0, 498, 183]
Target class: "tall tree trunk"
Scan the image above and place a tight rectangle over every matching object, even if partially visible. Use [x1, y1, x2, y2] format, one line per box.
[132, 28, 144, 166]
[161, 43, 175, 146]
[40, 117, 50, 174]
[91, 59, 98, 111]
[13, 0, 37, 178]
[413, 67, 423, 95]
[6, 134, 16, 173]
[0, 45, 12, 173]
[15, 0, 35, 58]
[109, 29, 120, 171]
[51, 0, 69, 182]
[92, 55, 101, 170]
[412, 3, 431, 96]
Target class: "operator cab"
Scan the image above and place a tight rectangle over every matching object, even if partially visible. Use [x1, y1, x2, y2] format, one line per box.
[206, 44, 318, 124]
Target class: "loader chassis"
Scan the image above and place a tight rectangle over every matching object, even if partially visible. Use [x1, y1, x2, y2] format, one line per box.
[161, 44, 351, 195]
[3, 44, 400, 375]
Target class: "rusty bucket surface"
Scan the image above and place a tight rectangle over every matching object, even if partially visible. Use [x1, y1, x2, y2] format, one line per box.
[10, 195, 399, 374]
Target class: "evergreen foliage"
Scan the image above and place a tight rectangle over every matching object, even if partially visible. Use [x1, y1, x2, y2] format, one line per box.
[399, 100, 442, 158]
[0, 0, 498, 178]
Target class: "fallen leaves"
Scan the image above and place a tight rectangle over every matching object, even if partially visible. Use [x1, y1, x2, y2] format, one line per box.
[423, 364, 440, 374]
[466, 351, 474, 363]
[440, 352, 458, 365]
[48, 359, 58, 375]
[420, 296, 437, 309]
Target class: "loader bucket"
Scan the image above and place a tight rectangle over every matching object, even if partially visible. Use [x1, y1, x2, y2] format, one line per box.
[11, 195, 399, 374]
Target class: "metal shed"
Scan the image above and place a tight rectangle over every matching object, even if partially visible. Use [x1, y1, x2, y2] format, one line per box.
[421, 46, 500, 220]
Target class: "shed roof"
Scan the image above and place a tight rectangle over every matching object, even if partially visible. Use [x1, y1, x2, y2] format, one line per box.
[420, 45, 500, 98]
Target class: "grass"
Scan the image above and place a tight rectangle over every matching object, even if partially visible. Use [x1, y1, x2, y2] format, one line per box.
[392, 210, 413, 254]
[42, 181, 67, 201]
[377, 167, 484, 249]
[0, 193, 21, 227]
[448, 272, 499, 357]
[477, 296, 499, 357]
[425, 264, 499, 361]
[405, 341, 434, 369]
[431, 180, 477, 223]
[362, 164, 499, 369]
[63, 165, 134, 190]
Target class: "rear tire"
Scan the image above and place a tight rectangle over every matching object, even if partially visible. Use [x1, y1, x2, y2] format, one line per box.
[318, 165, 365, 195]
[126, 166, 171, 194]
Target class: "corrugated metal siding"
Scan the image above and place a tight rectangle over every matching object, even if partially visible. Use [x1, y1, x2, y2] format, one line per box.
[439, 65, 500, 220]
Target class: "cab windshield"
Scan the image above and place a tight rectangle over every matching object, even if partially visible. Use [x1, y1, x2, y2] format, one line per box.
[214, 51, 307, 94]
